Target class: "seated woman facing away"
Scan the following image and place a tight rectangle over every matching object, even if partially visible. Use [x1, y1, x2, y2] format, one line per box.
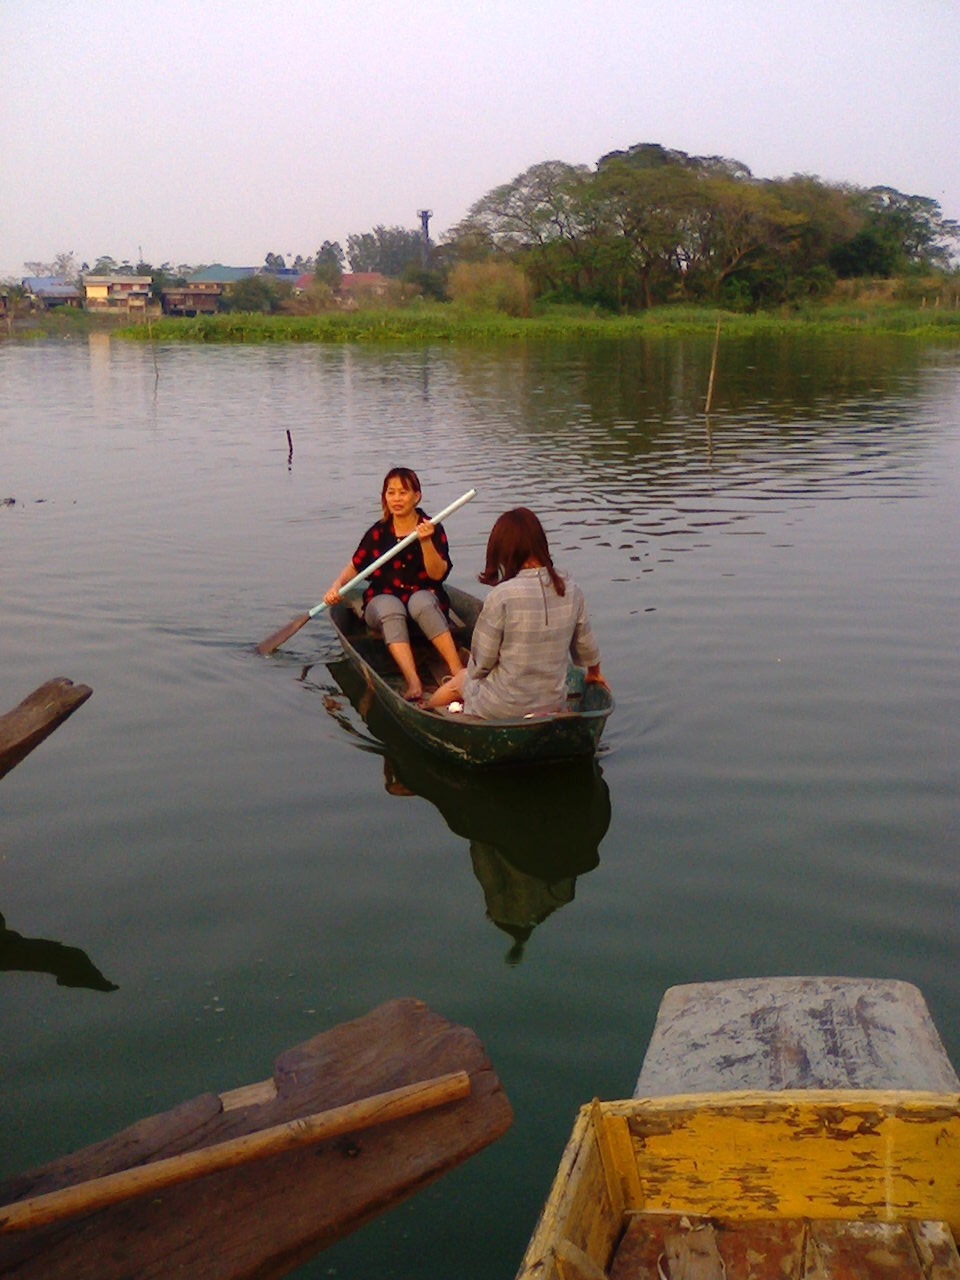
[427, 507, 607, 719]
[324, 467, 463, 702]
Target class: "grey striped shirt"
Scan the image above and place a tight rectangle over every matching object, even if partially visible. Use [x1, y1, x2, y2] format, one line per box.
[462, 567, 600, 720]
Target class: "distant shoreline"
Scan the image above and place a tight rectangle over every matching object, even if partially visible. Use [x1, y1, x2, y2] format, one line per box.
[6, 302, 960, 344]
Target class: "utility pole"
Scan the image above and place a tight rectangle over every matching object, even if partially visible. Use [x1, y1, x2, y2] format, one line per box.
[417, 209, 432, 270]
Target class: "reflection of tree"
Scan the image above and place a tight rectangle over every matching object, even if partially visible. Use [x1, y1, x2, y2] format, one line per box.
[0, 911, 118, 991]
[321, 659, 610, 960]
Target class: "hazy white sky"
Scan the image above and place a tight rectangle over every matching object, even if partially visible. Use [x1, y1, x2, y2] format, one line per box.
[2, 0, 958, 277]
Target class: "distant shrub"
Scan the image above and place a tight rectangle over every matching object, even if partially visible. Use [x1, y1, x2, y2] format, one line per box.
[447, 262, 532, 316]
[282, 280, 337, 314]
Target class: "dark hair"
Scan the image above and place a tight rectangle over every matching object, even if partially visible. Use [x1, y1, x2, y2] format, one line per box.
[478, 507, 565, 595]
[380, 467, 421, 521]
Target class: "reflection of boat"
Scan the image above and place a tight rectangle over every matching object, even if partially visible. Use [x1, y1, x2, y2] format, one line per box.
[517, 977, 960, 1280]
[328, 584, 613, 768]
[0, 999, 511, 1279]
[0, 911, 117, 992]
[325, 657, 610, 959]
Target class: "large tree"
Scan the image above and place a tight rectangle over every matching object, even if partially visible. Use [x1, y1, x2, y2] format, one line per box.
[830, 187, 960, 276]
[314, 240, 344, 287]
[221, 274, 289, 313]
[588, 159, 705, 307]
[449, 161, 594, 297]
[681, 177, 805, 299]
[24, 251, 82, 282]
[346, 225, 423, 276]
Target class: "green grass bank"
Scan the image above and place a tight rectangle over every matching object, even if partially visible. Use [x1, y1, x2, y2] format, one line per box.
[116, 302, 960, 344]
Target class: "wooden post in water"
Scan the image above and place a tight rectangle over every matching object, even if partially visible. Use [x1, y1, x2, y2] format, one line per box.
[704, 316, 721, 416]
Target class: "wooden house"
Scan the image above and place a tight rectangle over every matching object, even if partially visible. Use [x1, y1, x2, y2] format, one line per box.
[186, 265, 257, 298]
[160, 282, 221, 316]
[83, 276, 154, 312]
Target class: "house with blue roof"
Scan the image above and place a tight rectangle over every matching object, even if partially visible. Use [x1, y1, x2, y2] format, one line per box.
[22, 277, 81, 308]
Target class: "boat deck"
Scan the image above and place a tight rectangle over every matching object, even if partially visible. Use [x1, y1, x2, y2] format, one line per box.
[610, 977, 960, 1280]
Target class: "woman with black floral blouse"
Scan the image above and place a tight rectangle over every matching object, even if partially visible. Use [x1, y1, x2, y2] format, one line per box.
[324, 467, 463, 701]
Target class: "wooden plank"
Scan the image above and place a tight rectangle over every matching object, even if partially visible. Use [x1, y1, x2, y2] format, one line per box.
[912, 1220, 960, 1276]
[518, 1107, 623, 1280]
[0, 678, 92, 780]
[804, 1220, 929, 1278]
[610, 1214, 960, 1279]
[608, 1090, 960, 1232]
[0, 998, 512, 1280]
[0, 1072, 471, 1233]
[635, 978, 959, 1096]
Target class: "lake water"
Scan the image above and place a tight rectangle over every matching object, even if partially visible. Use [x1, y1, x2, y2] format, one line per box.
[1, 332, 958, 1278]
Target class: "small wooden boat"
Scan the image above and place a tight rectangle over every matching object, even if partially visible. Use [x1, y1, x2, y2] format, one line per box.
[516, 977, 960, 1279]
[328, 585, 614, 768]
[0, 999, 512, 1280]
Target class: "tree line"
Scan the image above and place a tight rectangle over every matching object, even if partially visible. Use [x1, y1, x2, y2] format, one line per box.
[11, 141, 959, 315]
[443, 143, 960, 310]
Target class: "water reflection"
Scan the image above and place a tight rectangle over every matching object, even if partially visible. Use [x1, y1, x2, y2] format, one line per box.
[0, 911, 118, 992]
[316, 658, 610, 962]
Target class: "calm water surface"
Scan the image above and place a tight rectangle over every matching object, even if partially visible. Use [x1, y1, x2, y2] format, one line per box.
[1, 334, 958, 1278]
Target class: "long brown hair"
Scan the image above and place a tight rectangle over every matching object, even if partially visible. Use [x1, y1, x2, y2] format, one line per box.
[379, 466, 421, 521]
[478, 507, 566, 595]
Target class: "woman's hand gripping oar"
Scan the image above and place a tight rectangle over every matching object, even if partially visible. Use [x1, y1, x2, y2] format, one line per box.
[256, 489, 476, 656]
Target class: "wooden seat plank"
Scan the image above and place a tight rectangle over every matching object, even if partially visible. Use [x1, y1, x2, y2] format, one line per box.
[635, 977, 959, 1096]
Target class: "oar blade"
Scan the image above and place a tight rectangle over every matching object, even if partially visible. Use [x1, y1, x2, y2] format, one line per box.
[256, 612, 311, 656]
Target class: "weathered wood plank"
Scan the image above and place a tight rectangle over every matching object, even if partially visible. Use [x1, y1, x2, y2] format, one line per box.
[519, 1105, 623, 1280]
[635, 977, 959, 1096]
[804, 1220, 931, 1278]
[0, 998, 512, 1280]
[0, 678, 92, 781]
[612, 1090, 960, 1231]
[0, 1072, 471, 1233]
[610, 1214, 960, 1279]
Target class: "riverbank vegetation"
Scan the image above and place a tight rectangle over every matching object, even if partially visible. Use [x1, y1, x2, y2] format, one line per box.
[116, 295, 960, 345]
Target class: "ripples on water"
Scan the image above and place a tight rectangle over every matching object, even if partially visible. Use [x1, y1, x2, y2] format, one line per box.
[1, 335, 958, 1280]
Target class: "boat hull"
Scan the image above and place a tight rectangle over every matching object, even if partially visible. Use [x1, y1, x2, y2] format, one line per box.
[328, 585, 614, 768]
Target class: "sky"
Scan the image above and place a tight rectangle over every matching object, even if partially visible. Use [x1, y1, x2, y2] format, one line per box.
[2, 0, 958, 278]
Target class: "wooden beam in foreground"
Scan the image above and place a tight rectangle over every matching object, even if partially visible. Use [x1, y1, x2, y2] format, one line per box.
[0, 677, 92, 780]
[0, 998, 512, 1280]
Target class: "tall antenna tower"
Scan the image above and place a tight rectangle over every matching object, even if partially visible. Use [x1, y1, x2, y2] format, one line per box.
[417, 209, 432, 270]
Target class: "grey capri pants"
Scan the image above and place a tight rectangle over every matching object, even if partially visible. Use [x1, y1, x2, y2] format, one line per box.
[364, 591, 450, 646]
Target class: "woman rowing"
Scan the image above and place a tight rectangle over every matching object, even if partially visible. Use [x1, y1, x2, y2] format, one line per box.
[427, 507, 607, 718]
[323, 467, 463, 701]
